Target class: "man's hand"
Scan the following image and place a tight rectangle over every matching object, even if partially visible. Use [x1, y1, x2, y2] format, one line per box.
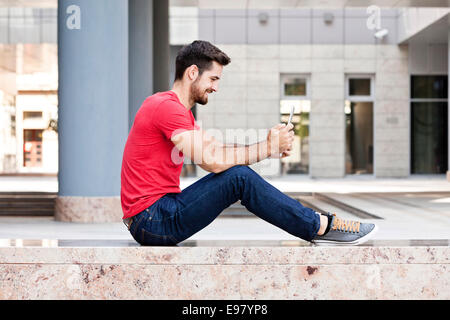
[267, 123, 294, 158]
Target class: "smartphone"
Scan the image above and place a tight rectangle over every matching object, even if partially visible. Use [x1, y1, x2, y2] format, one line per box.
[287, 105, 294, 126]
[281, 106, 295, 157]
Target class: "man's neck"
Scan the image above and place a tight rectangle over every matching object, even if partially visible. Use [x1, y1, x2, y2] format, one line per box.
[171, 82, 194, 110]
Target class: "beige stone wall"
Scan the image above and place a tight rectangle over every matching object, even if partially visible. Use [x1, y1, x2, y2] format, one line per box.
[0, 246, 448, 299]
[196, 44, 410, 178]
[374, 45, 410, 177]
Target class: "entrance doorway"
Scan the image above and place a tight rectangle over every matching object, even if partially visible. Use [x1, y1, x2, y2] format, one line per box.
[345, 76, 374, 175]
[23, 129, 43, 167]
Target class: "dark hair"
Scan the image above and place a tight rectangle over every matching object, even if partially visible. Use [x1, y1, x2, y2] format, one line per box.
[174, 40, 231, 81]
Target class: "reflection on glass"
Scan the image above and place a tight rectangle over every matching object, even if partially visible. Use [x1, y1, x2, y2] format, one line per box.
[284, 78, 306, 96]
[349, 78, 371, 96]
[280, 100, 310, 174]
[345, 101, 373, 174]
[411, 102, 448, 174]
[411, 76, 447, 99]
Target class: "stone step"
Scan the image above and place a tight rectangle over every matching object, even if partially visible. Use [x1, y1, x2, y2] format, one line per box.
[313, 193, 383, 219]
[222, 192, 372, 220]
[0, 192, 57, 196]
[0, 202, 54, 208]
[295, 195, 358, 220]
[0, 192, 56, 216]
[0, 208, 55, 216]
[0, 191, 384, 220]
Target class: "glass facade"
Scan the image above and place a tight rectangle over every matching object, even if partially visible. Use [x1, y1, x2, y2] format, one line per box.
[411, 76, 448, 174]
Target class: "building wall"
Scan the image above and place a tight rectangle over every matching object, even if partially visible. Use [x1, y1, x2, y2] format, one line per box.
[0, 43, 58, 174]
[196, 43, 410, 178]
[15, 93, 58, 173]
[0, 96, 16, 173]
[0, 7, 57, 44]
[189, 7, 415, 178]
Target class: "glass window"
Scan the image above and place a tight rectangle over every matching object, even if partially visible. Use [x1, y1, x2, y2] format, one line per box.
[411, 76, 448, 99]
[349, 78, 371, 96]
[283, 78, 306, 96]
[23, 111, 43, 119]
[10, 114, 15, 136]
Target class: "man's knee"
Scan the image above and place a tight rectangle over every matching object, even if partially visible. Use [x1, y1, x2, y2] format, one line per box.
[221, 165, 255, 177]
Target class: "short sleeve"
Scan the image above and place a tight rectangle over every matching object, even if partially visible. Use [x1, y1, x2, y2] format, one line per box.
[154, 101, 196, 140]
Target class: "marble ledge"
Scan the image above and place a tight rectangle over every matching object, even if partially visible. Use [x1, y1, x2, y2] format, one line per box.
[55, 196, 122, 222]
[0, 246, 448, 265]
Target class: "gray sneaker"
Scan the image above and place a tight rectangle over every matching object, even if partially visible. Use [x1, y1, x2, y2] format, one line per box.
[311, 213, 378, 246]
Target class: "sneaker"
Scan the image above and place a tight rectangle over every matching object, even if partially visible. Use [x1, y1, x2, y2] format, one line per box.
[311, 213, 378, 246]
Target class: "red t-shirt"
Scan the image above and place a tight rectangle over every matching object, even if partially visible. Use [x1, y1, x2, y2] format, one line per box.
[120, 91, 200, 219]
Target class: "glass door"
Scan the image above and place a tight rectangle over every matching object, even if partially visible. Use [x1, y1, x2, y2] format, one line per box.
[23, 129, 43, 167]
[411, 76, 448, 174]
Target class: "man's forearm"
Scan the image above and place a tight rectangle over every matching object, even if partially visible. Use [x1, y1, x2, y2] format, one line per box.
[223, 142, 246, 148]
[211, 140, 272, 173]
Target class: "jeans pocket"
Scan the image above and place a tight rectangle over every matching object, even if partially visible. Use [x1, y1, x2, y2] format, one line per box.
[129, 210, 146, 241]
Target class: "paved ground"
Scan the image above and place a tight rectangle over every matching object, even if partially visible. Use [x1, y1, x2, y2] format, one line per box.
[0, 174, 449, 244]
[1, 174, 450, 193]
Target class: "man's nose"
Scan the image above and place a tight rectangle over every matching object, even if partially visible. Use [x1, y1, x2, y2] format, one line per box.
[211, 84, 218, 92]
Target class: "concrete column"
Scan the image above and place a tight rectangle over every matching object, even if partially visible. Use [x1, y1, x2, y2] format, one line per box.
[128, 0, 153, 129]
[153, 0, 170, 93]
[56, 0, 129, 222]
[128, 0, 168, 129]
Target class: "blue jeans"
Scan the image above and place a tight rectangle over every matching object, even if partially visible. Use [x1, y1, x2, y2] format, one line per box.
[128, 165, 321, 246]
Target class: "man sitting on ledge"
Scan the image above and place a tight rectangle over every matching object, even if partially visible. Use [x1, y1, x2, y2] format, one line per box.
[120, 40, 378, 246]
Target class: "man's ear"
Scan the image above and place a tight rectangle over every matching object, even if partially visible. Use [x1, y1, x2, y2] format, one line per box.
[186, 64, 199, 81]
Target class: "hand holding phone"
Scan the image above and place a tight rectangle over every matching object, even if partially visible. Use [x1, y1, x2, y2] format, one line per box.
[280, 106, 295, 157]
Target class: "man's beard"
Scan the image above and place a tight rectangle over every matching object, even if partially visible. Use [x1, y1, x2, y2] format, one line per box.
[190, 81, 208, 105]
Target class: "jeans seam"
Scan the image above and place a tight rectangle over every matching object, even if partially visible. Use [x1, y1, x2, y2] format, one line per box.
[142, 228, 178, 245]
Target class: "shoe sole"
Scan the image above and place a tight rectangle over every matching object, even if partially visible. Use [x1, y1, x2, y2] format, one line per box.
[311, 224, 379, 247]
